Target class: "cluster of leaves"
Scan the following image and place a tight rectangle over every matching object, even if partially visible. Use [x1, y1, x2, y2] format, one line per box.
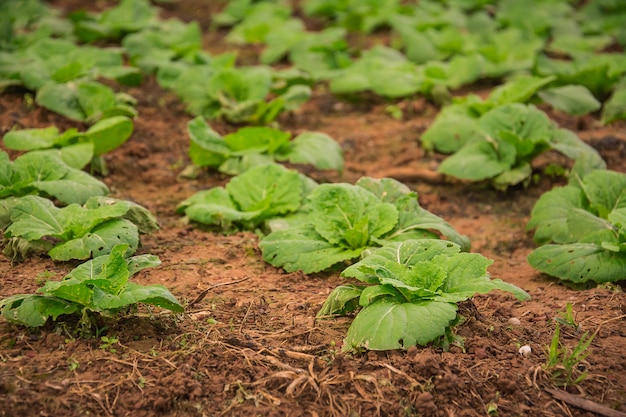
[420, 77, 606, 189]
[527, 168, 626, 284]
[216, 0, 626, 120]
[187, 116, 343, 175]
[0, 150, 108, 208]
[159, 59, 311, 124]
[0, 244, 183, 331]
[0, 37, 139, 123]
[3, 116, 134, 173]
[2, 195, 157, 262]
[260, 177, 470, 274]
[318, 239, 529, 351]
[177, 163, 316, 232]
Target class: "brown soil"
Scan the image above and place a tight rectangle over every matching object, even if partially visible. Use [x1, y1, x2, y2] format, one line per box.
[1, 2, 626, 417]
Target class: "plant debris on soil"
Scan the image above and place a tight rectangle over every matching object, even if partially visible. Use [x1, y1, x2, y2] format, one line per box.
[1, 1, 626, 417]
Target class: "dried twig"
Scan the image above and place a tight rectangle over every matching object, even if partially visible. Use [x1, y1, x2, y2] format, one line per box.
[188, 276, 252, 308]
[546, 387, 626, 417]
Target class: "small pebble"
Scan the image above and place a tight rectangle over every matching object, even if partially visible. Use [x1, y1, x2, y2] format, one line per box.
[508, 317, 521, 326]
[518, 345, 532, 357]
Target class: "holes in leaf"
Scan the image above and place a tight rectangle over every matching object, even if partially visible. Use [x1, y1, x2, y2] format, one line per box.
[397, 338, 404, 347]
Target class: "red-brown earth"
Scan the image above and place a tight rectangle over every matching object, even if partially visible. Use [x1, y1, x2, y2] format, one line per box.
[1, 1, 625, 416]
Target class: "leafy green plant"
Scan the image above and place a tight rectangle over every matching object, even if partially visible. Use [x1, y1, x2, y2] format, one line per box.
[2, 195, 158, 262]
[69, 0, 158, 42]
[0, 37, 141, 92]
[35, 80, 138, 124]
[3, 116, 134, 173]
[122, 18, 202, 74]
[0, 244, 183, 331]
[177, 163, 316, 232]
[317, 239, 529, 351]
[260, 177, 470, 274]
[430, 102, 605, 189]
[0, 150, 108, 205]
[527, 168, 626, 283]
[187, 116, 343, 175]
[601, 78, 626, 125]
[302, 0, 400, 33]
[544, 323, 594, 387]
[162, 63, 311, 124]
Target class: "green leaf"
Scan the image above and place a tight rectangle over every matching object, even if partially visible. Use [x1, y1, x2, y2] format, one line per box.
[487, 75, 556, 107]
[179, 164, 303, 230]
[316, 284, 363, 317]
[307, 183, 398, 249]
[36, 82, 85, 121]
[224, 127, 291, 155]
[226, 163, 302, 216]
[5, 196, 64, 240]
[438, 138, 516, 181]
[602, 82, 626, 125]
[528, 243, 626, 283]
[356, 177, 470, 251]
[549, 128, 606, 170]
[0, 295, 79, 327]
[284, 131, 344, 172]
[342, 299, 458, 351]
[538, 85, 601, 116]
[439, 252, 529, 302]
[48, 219, 139, 261]
[85, 116, 134, 155]
[187, 116, 230, 167]
[421, 111, 482, 153]
[527, 186, 587, 245]
[3, 126, 62, 150]
[93, 282, 183, 312]
[581, 170, 626, 217]
[260, 226, 362, 274]
[479, 104, 555, 150]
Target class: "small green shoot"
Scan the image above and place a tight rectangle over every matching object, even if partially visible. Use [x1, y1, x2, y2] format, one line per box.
[544, 323, 594, 387]
[99, 336, 119, 353]
[555, 303, 579, 331]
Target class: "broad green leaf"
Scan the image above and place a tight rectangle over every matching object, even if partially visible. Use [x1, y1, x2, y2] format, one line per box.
[549, 128, 606, 170]
[440, 252, 529, 301]
[581, 170, 626, 217]
[566, 208, 616, 244]
[77, 81, 116, 120]
[438, 138, 516, 181]
[86, 196, 159, 234]
[538, 85, 601, 116]
[491, 162, 532, 190]
[608, 208, 626, 231]
[36, 82, 85, 121]
[316, 284, 363, 317]
[602, 82, 626, 125]
[85, 116, 134, 155]
[528, 243, 626, 283]
[284, 132, 344, 172]
[527, 186, 587, 245]
[224, 127, 290, 155]
[226, 163, 302, 216]
[307, 183, 398, 248]
[3, 126, 61, 150]
[343, 240, 462, 283]
[487, 75, 556, 107]
[187, 116, 230, 167]
[93, 282, 183, 312]
[260, 226, 362, 273]
[0, 295, 79, 327]
[359, 285, 403, 306]
[48, 219, 139, 261]
[479, 104, 555, 148]
[5, 196, 64, 240]
[342, 299, 458, 351]
[421, 112, 481, 153]
[357, 177, 470, 251]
